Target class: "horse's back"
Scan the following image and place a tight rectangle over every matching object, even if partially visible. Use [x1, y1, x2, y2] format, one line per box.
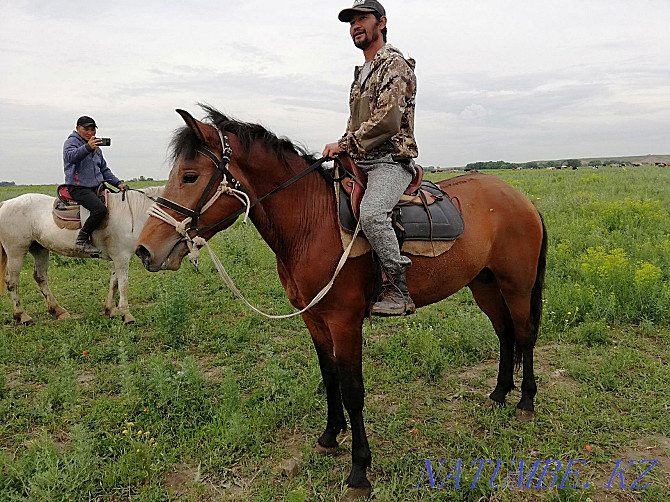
[0, 193, 56, 226]
[0, 193, 72, 254]
[442, 172, 543, 279]
[438, 173, 541, 228]
[408, 173, 543, 305]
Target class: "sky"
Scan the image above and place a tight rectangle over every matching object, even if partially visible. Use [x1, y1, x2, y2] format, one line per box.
[1, 0, 669, 185]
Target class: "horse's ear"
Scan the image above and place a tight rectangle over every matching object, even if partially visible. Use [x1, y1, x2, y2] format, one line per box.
[176, 109, 206, 143]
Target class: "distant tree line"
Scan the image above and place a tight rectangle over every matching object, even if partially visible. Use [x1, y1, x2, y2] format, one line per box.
[127, 176, 155, 182]
[465, 159, 581, 170]
[0, 181, 16, 187]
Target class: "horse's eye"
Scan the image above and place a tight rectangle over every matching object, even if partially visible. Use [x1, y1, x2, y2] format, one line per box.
[182, 173, 198, 184]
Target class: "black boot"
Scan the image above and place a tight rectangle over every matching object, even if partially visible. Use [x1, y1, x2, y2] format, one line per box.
[371, 267, 416, 316]
[76, 230, 101, 257]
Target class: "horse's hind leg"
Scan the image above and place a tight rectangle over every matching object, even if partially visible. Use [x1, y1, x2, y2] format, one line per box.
[469, 271, 515, 406]
[30, 243, 69, 320]
[4, 248, 33, 324]
[303, 314, 347, 453]
[499, 288, 537, 422]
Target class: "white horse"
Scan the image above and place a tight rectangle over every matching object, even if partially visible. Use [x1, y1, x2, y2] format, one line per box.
[0, 186, 163, 324]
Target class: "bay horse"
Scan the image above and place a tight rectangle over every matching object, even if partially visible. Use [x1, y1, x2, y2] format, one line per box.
[0, 186, 163, 324]
[135, 107, 546, 498]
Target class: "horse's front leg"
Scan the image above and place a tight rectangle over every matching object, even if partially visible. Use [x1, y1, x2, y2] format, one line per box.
[303, 314, 347, 453]
[329, 318, 371, 497]
[112, 257, 134, 324]
[104, 269, 119, 317]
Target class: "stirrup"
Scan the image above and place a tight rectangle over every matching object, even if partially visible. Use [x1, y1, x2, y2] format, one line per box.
[76, 240, 102, 257]
[370, 283, 415, 317]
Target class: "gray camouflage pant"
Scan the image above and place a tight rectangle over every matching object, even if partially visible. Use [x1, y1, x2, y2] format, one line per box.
[358, 155, 414, 271]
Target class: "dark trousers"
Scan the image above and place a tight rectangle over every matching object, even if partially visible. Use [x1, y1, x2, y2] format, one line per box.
[68, 186, 107, 235]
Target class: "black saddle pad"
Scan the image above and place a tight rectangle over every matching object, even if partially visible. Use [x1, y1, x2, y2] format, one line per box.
[338, 180, 465, 241]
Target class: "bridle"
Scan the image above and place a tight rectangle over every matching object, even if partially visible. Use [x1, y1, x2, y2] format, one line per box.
[146, 125, 362, 319]
[150, 129, 249, 238]
[148, 126, 327, 261]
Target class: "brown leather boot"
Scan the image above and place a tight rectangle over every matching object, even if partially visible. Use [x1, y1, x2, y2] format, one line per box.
[370, 267, 416, 316]
[76, 230, 101, 257]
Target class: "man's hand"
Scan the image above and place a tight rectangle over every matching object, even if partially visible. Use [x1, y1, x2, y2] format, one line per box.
[118, 183, 129, 191]
[323, 142, 342, 159]
[88, 137, 102, 150]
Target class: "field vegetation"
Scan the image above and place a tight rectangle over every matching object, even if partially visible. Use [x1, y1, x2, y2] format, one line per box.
[0, 166, 668, 501]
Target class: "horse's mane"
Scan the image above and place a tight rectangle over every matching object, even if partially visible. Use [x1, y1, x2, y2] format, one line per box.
[108, 186, 164, 215]
[169, 104, 318, 167]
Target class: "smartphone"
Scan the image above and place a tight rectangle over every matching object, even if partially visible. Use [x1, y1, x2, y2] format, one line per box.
[98, 138, 112, 146]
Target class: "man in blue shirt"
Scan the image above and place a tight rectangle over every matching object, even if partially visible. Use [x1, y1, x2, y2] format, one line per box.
[63, 116, 127, 256]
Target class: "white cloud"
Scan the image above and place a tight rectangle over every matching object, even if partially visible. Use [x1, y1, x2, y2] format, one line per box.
[1, 0, 669, 183]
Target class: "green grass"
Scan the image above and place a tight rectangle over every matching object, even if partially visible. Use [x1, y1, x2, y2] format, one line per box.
[0, 167, 669, 501]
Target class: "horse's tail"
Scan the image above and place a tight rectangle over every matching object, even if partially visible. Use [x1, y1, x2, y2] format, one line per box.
[0, 201, 5, 295]
[515, 212, 547, 369]
[0, 241, 6, 296]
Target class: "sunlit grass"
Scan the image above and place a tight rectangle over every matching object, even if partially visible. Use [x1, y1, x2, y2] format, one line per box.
[0, 169, 669, 500]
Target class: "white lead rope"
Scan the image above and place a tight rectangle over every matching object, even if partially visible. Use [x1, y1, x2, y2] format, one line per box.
[148, 184, 361, 319]
[200, 222, 361, 319]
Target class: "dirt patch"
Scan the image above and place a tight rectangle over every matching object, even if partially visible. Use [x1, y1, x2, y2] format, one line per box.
[589, 434, 670, 501]
[367, 392, 402, 414]
[164, 464, 200, 494]
[202, 365, 227, 382]
[163, 463, 229, 500]
[5, 369, 24, 389]
[535, 343, 581, 394]
[76, 370, 96, 388]
[457, 360, 498, 393]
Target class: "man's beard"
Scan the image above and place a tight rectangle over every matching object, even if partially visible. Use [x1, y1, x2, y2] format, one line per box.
[353, 29, 379, 50]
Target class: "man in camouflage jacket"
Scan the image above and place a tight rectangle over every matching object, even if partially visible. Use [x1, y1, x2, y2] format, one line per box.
[324, 0, 418, 316]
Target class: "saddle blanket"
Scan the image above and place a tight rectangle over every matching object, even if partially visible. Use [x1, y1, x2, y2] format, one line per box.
[52, 190, 109, 230]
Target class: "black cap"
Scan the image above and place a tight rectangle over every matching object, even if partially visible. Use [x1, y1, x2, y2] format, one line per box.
[338, 0, 386, 22]
[76, 116, 97, 128]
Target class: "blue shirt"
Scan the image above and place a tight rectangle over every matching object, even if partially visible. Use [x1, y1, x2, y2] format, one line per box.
[63, 131, 121, 188]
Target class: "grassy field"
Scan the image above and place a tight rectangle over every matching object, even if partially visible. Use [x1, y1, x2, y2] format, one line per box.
[0, 165, 668, 501]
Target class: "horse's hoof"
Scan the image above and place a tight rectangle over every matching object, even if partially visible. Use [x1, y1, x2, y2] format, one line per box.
[315, 443, 339, 456]
[484, 397, 503, 408]
[515, 408, 535, 422]
[56, 311, 70, 320]
[342, 487, 372, 502]
[104, 308, 117, 318]
[16, 314, 34, 325]
[122, 314, 135, 324]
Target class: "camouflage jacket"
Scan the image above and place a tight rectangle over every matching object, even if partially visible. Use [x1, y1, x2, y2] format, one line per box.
[338, 44, 418, 161]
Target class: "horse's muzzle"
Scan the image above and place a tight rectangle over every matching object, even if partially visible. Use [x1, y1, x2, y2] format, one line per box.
[135, 241, 186, 272]
[135, 244, 161, 272]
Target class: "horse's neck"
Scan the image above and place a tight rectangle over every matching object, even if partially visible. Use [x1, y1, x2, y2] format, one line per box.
[244, 158, 337, 265]
[108, 187, 164, 228]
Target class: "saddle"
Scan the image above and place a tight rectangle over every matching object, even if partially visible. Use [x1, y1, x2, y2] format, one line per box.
[334, 155, 465, 247]
[53, 185, 110, 230]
